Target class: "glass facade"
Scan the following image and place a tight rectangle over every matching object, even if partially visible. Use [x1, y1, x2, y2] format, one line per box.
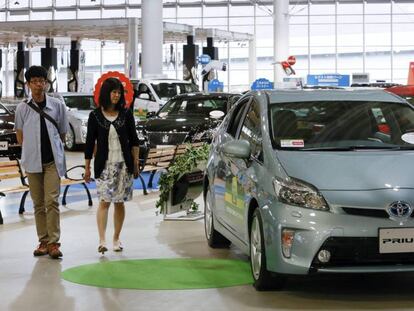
[1, 0, 414, 95]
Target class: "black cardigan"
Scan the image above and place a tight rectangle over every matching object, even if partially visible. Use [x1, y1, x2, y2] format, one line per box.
[84, 108, 139, 178]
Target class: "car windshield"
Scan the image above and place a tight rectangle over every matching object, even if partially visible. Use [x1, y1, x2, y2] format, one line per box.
[270, 100, 414, 150]
[2, 104, 17, 113]
[151, 83, 199, 101]
[0, 103, 9, 114]
[64, 96, 95, 110]
[158, 97, 228, 117]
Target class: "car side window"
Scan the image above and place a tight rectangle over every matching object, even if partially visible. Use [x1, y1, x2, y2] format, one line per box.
[227, 98, 250, 137]
[64, 96, 77, 109]
[239, 100, 263, 161]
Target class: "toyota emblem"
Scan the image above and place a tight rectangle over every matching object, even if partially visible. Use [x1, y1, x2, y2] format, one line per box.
[388, 201, 412, 218]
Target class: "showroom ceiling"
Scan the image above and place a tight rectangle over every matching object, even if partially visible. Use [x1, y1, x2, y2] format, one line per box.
[0, 18, 253, 46]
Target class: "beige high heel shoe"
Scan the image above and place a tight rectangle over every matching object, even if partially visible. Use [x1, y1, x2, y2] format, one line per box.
[113, 240, 123, 252]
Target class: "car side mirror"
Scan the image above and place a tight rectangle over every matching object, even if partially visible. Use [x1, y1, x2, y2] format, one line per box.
[222, 139, 251, 159]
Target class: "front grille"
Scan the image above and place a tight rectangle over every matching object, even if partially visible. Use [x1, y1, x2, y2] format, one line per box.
[0, 132, 21, 159]
[342, 207, 389, 219]
[147, 132, 188, 146]
[312, 237, 414, 269]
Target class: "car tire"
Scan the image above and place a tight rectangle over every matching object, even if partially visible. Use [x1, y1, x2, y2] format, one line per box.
[204, 187, 231, 248]
[250, 208, 286, 291]
[65, 126, 77, 151]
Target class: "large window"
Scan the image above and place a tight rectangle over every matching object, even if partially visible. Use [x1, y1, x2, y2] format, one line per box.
[1, 0, 414, 95]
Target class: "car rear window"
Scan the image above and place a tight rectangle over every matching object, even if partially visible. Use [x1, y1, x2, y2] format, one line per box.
[151, 83, 199, 101]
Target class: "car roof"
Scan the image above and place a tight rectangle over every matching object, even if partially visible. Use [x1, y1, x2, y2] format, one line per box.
[264, 89, 406, 104]
[140, 79, 194, 84]
[49, 92, 93, 97]
[170, 92, 236, 100]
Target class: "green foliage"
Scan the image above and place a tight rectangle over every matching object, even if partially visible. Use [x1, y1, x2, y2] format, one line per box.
[156, 143, 210, 214]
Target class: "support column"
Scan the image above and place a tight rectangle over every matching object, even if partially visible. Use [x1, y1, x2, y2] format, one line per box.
[41, 38, 58, 92]
[273, 0, 289, 84]
[14, 42, 29, 98]
[0, 49, 2, 98]
[5, 46, 9, 97]
[100, 41, 104, 76]
[248, 38, 257, 86]
[183, 35, 199, 85]
[128, 18, 139, 80]
[68, 40, 80, 92]
[142, 0, 163, 78]
[202, 37, 218, 91]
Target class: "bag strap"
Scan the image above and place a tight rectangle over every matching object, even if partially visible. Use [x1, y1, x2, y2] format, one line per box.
[26, 99, 60, 133]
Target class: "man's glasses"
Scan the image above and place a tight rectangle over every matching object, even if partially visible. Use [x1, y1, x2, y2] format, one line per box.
[29, 79, 46, 84]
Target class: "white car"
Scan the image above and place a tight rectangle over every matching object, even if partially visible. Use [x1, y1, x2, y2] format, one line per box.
[50, 92, 95, 151]
[134, 79, 199, 118]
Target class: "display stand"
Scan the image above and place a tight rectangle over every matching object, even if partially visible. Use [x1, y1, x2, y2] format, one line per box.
[163, 210, 204, 221]
[163, 182, 204, 221]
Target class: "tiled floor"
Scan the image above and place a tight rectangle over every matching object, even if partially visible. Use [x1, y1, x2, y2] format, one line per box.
[1, 152, 414, 311]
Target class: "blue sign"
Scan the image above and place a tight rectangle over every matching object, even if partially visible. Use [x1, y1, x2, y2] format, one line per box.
[307, 74, 350, 87]
[198, 54, 211, 65]
[251, 78, 274, 91]
[208, 79, 224, 92]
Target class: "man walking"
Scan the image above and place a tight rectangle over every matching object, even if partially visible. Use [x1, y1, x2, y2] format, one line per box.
[14, 66, 68, 259]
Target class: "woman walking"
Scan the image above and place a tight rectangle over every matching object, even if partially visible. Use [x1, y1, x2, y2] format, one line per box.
[84, 77, 139, 254]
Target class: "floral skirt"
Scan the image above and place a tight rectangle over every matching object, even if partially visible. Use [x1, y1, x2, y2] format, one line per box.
[96, 162, 133, 203]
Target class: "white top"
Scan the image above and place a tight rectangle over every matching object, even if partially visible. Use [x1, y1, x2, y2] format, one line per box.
[104, 114, 124, 163]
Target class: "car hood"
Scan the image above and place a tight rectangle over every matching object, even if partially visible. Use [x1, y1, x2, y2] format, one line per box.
[276, 150, 414, 191]
[139, 115, 219, 132]
[69, 109, 91, 120]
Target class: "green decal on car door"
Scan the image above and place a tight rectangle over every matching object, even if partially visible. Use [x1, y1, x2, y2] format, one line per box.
[224, 176, 244, 220]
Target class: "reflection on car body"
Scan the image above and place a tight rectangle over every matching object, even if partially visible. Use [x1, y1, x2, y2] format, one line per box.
[204, 89, 414, 291]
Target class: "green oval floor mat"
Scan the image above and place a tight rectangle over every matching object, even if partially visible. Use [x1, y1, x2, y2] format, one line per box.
[62, 258, 253, 290]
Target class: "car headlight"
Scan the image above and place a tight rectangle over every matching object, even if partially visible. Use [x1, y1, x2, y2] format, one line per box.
[80, 120, 88, 127]
[273, 177, 329, 211]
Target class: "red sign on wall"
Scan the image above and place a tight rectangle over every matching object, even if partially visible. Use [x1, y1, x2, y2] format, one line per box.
[408, 62, 414, 85]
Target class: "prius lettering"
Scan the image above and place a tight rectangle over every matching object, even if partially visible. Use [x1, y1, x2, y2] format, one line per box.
[382, 238, 414, 244]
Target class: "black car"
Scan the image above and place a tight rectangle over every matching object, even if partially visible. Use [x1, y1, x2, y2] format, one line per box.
[0, 101, 21, 159]
[136, 92, 241, 147]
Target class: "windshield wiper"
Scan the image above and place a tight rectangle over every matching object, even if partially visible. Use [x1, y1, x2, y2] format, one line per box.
[299, 145, 402, 151]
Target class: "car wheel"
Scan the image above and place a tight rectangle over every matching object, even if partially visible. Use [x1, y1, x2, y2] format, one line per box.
[65, 126, 77, 151]
[250, 208, 285, 291]
[204, 186, 231, 248]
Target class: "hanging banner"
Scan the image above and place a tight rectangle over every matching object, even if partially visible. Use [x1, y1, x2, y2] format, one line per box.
[94, 71, 134, 108]
[208, 79, 224, 92]
[251, 78, 274, 90]
[307, 74, 350, 87]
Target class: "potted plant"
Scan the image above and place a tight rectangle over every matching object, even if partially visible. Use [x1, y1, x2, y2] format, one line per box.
[155, 143, 210, 216]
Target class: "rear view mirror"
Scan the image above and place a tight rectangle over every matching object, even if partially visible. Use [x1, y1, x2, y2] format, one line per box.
[222, 140, 251, 159]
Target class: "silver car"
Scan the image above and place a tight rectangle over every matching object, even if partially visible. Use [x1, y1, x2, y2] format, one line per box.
[204, 89, 414, 290]
[50, 92, 95, 150]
